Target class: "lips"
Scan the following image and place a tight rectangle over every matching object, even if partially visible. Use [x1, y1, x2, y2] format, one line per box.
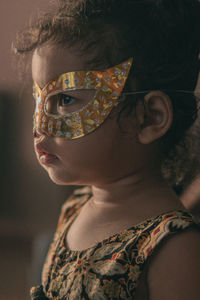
[35, 143, 58, 165]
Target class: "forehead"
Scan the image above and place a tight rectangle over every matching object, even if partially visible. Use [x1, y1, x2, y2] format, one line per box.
[32, 44, 88, 89]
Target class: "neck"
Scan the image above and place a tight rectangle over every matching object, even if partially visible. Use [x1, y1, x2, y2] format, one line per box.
[91, 167, 184, 219]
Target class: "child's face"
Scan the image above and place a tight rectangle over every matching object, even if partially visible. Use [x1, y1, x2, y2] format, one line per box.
[32, 44, 149, 186]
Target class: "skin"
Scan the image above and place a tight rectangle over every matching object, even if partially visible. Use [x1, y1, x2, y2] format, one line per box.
[181, 175, 200, 221]
[32, 43, 200, 299]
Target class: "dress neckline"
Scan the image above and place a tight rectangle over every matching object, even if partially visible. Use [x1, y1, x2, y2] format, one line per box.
[59, 199, 193, 255]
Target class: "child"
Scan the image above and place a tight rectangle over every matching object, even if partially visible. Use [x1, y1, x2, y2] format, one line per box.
[15, 0, 200, 299]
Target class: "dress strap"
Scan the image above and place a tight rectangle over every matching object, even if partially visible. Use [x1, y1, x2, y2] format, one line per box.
[132, 211, 196, 266]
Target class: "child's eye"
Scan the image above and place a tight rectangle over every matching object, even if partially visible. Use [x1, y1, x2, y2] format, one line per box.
[57, 94, 76, 107]
[57, 94, 77, 115]
[45, 89, 96, 116]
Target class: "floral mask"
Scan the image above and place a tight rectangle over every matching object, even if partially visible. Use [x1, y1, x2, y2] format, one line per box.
[33, 57, 133, 139]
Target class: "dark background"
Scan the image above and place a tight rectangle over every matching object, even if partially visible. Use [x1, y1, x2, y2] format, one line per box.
[0, 1, 73, 299]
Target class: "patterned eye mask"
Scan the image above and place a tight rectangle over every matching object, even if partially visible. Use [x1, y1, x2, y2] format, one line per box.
[33, 57, 133, 139]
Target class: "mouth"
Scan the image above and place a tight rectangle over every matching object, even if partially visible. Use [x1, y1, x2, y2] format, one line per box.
[35, 144, 59, 165]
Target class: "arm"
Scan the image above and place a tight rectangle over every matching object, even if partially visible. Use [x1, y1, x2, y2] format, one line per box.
[147, 228, 200, 300]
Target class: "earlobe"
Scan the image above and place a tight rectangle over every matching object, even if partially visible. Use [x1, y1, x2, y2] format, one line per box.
[138, 91, 173, 144]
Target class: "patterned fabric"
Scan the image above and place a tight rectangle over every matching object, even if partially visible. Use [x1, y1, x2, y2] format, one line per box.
[34, 187, 197, 299]
[30, 285, 48, 300]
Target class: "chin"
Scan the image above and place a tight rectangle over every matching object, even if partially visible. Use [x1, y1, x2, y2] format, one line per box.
[48, 171, 72, 185]
[47, 169, 82, 186]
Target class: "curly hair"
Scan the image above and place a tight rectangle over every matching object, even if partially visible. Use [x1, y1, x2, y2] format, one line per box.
[14, 0, 200, 187]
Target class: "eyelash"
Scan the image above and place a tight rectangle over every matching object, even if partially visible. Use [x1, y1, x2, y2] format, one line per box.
[57, 94, 76, 107]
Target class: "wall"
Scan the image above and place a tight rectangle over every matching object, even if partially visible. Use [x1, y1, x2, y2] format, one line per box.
[0, 0, 73, 228]
[0, 2, 73, 299]
[0, 0, 48, 88]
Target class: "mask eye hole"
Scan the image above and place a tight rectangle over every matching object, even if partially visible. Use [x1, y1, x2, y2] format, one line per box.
[57, 94, 76, 114]
[45, 89, 96, 116]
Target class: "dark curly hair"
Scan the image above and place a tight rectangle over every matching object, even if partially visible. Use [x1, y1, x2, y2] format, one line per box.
[14, 0, 200, 188]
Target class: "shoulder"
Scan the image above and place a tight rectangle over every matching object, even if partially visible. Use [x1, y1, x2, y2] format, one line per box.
[147, 226, 200, 300]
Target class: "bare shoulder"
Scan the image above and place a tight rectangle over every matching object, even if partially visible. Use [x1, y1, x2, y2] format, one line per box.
[147, 227, 200, 300]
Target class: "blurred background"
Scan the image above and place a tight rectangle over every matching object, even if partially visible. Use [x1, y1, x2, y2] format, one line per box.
[0, 1, 74, 299]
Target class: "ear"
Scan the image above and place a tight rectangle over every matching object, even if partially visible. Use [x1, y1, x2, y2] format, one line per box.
[138, 91, 173, 144]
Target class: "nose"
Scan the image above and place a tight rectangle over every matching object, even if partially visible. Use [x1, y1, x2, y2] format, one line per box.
[33, 127, 49, 138]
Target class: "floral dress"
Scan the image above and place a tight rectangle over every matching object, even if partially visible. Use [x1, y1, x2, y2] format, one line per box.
[30, 187, 198, 299]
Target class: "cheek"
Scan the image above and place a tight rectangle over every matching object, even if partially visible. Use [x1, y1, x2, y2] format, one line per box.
[45, 114, 141, 185]
[46, 133, 114, 185]
[55, 118, 120, 168]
